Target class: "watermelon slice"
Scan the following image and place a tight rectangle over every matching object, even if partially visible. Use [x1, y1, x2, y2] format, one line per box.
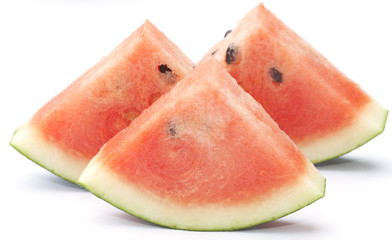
[10, 20, 194, 183]
[78, 57, 326, 231]
[206, 3, 388, 163]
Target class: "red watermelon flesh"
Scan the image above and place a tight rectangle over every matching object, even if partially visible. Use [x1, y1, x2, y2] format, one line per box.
[79, 57, 326, 231]
[10, 20, 194, 183]
[206, 3, 388, 163]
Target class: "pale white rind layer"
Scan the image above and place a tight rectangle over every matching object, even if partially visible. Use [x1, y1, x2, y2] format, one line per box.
[79, 158, 325, 230]
[299, 99, 388, 164]
[10, 122, 89, 183]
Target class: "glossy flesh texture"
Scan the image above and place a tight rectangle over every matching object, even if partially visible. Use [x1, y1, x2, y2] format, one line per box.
[207, 4, 388, 163]
[79, 57, 325, 230]
[10, 20, 194, 183]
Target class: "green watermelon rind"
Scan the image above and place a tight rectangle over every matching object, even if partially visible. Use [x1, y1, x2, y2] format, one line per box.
[316, 110, 388, 164]
[300, 100, 388, 164]
[78, 161, 326, 231]
[9, 123, 88, 184]
[80, 179, 326, 231]
[10, 129, 74, 184]
[10, 147, 75, 184]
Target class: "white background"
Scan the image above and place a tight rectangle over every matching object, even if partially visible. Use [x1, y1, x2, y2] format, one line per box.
[1, 0, 391, 239]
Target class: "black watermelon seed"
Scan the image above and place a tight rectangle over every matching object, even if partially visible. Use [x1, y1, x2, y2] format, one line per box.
[158, 64, 172, 74]
[211, 50, 218, 56]
[158, 64, 176, 83]
[224, 30, 232, 38]
[269, 67, 283, 83]
[167, 120, 177, 137]
[168, 126, 176, 136]
[225, 43, 238, 65]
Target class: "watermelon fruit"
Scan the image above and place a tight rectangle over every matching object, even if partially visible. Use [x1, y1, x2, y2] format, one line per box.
[9, 20, 194, 183]
[206, 3, 388, 163]
[78, 57, 326, 231]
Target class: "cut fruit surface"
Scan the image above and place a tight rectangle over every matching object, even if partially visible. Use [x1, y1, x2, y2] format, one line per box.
[79, 57, 326, 231]
[206, 3, 388, 163]
[10, 20, 194, 183]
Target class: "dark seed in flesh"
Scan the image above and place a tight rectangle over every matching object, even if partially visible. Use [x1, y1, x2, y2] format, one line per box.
[269, 67, 283, 83]
[224, 30, 232, 38]
[225, 43, 238, 65]
[158, 64, 172, 74]
[158, 64, 176, 83]
[167, 120, 177, 137]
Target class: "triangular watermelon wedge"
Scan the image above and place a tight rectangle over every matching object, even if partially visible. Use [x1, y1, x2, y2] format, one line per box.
[79, 57, 326, 231]
[206, 3, 388, 163]
[10, 20, 194, 183]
